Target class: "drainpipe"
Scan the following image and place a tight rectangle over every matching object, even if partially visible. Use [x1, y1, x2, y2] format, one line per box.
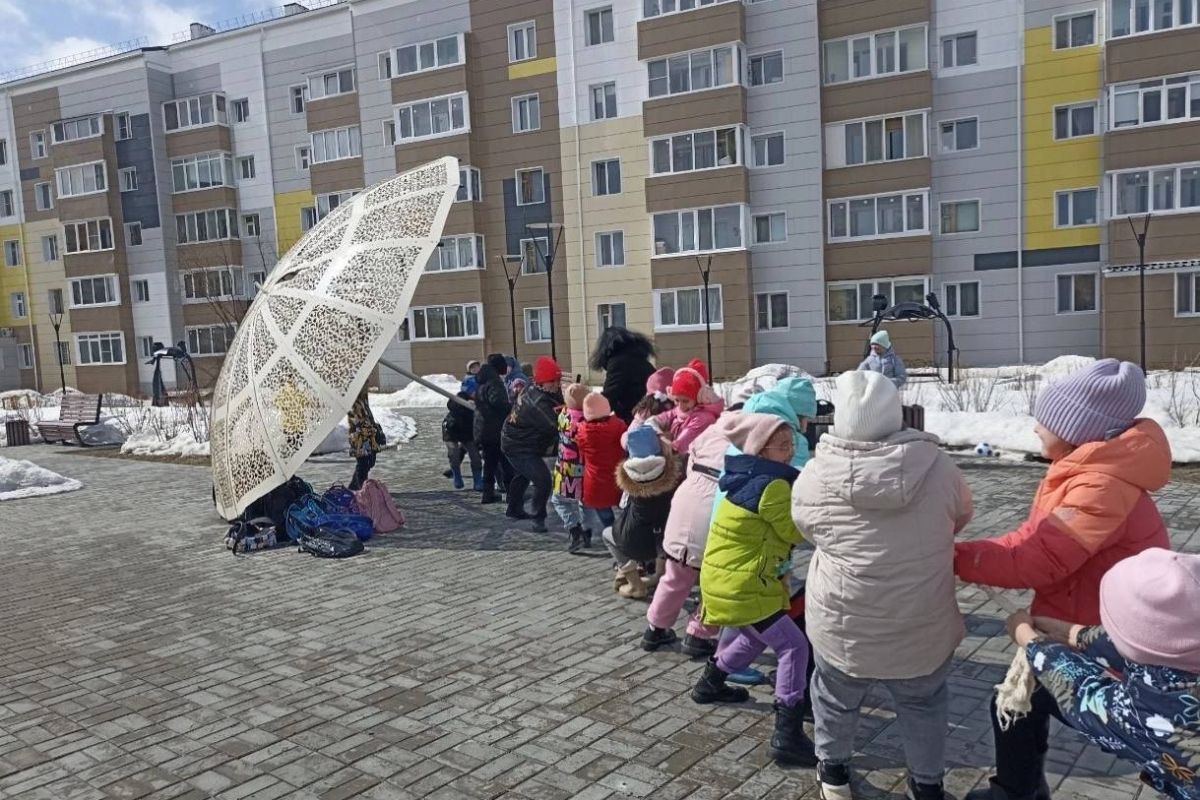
[568, 1, 588, 377]
[1016, 0, 1026, 363]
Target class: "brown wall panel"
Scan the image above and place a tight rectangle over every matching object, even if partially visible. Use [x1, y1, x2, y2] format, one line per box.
[412, 268, 486, 306]
[645, 168, 749, 213]
[165, 125, 232, 158]
[821, 73, 932, 124]
[1106, 123, 1200, 172]
[1107, 215, 1200, 264]
[440, 203, 479, 237]
[643, 86, 746, 138]
[818, 0, 930, 41]
[1107, 28, 1200, 83]
[637, 2, 745, 61]
[305, 93, 362, 133]
[72, 364, 131, 395]
[56, 194, 115, 222]
[826, 320, 934, 372]
[63, 250, 122, 279]
[12, 88, 62, 224]
[394, 132, 473, 173]
[181, 302, 246, 327]
[411, 340, 489, 377]
[175, 241, 244, 270]
[650, 251, 751, 379]
[824, 158, 931, 199]
[824, 237, 932, 281]
[310, 157, 366, 194]
[391, 65, 469, 105]
[20, 168, 56, 223]
[1104, 273, 1200, 366]
[170, 186, 238, 215]
[68, 306, 125, 332]
[51, 136, 107, 168]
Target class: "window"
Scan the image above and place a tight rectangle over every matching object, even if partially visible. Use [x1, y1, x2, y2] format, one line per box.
[833, 111, 926, 167]
[41, 235, 58, 262]
[1054, 102, 1097, 139]
[378, 52, 393, 80]
[1111, 75, 1200, 130]
[650, 126, 742, 174]
[175, 209, 239, 244]
[171, 152, 234, 192]
[828, 277, 928, 322]
[941, 32, 978, 68]
[4, 240, 20, 266]
[47, 288, 63, 315]
[516, 167, 545, 205]
[823, 25, 927, 84]
[10, 292, 26, 318]
[301, 207, 317, 232]
[642, 0, 737, 19]
[1111, 0, 1200, 36]
[0, 191, 12, 217]
[586, 7, 615, 45]
[456, 167, 482, 202]
[748, 51, 783, 86]
[1112, 163, 1200, 215]
[521, 237, 550, 274]
[125, 222, 143, 246]
[137, 336, 155, 359]
[410, 303, 483, 340]
[512, 94, 541, 133]
[243, 214, 261, 237]
[592, 159, 622, 195]
[0, 138, 6, 165]
[186, 324, 237, 357]
[827, 190, 928, 241]
[1055, 188, 1099, 227]
[163, 94, 227, 131]
[237, 156, 256, 181]
[524, 307, 552, 342]
[394, 34, 464, 77]
[115, 112, 132, 140]
[51, 115, 102, 143]
[248, 271, 266, 294]
[64, 219, 114, 253]
[939, 117, 978, 152]
[295, 146, 311, 171]
[940, 200, 981, 233]
[943, 281, 980, 318]
[290, 85, 307, 114]
[598, 302, 627, 331]
[1056, 273, 1098, 313]
[752, 212, 787, 244]
[308, 67, 355, 100]
[428, 233, 484, 272]
[18, 344, 34, 369]
[133, 279, 150, 303]
[1055, 11, 1096, 48]
[591, 82, 617, 120]
[509, 21, 537, 62]
[75, 332, 125, 366]
[654, 285, 723, 330]
[383, 119, 396, 145]
[30, 130, 46, 159]
[755, 292, 788, 330]
[34, 182, 53, 211]
[648, 45, 740, 98]
[310, 126, 362, 163]
[751, 132, 784, 167]
[595, 230, 625, 266]
[182, 267, 246, 302]
[119, 167, 138, 192]
[1176, 272, 1200, 316]
[56, 161, 107, 198]
[315, 190, 357, 222]
[228, 98, 249, 124]
[69, 275, 120, 307]
[653, 205, 745, 255]
[395, 93, 469, 142]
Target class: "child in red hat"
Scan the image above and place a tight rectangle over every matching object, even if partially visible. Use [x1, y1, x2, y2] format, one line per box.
[647, 358, 724, 454]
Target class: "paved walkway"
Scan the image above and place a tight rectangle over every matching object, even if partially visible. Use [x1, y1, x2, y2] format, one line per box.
[2, 409, 1198, 800]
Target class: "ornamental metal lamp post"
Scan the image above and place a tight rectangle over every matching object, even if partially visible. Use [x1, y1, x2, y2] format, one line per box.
[693, 255, 715, 372]
[48, 311, 67, 394]
[1128, 213, 1152, 372]
[497, 254, 521, 360]
[526, 222, 565, 362]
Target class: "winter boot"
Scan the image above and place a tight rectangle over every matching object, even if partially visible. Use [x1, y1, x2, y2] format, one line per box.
[481, 490, 499, 504]
[530, 517, 548, 533]
[450, 464, 464, 489]
[768, 701, 817, 767]
[680, 634, 717, 659]
[641, 626, 678, 652]
[906, 777, 950, 800]
[582, 528, 593, 549]
[472, 472, 483, 492]
[612, 566, 628, 592]
[442, 469, 453, 479]
[691, 659, 750, 704]
[618, 563, 648, 600]
[568, 525, 585, 554]
[818, 761, 854, 800]
[963, 778, 1051, 800]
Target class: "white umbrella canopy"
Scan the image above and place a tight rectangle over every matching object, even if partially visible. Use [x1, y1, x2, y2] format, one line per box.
[211, 157, 460, 520]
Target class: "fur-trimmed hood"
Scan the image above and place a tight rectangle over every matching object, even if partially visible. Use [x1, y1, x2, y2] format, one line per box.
[616, 449, 683, 498]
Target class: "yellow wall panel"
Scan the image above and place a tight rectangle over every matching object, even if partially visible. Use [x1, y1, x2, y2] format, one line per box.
[508, 57, 557, 81]
[274, 190, 315, 256]
[0, 223, 29, 328]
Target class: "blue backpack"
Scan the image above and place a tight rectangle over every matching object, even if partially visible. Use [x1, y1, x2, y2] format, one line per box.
[286, 495, 374, 542]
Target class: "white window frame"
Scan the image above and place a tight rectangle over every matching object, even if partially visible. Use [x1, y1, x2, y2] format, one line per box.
[650, 125, 744, 175]
[1054, 101, 1099, 140]
[175, 209, 239, 245]
[3, 240, 20, 267]
[647, 44, 742, 99]
[68, 274, 121, 309]
[1053, 10, 1097, 49]
[1055, 272, 1099, 315]
[941, 280, 981, 319]
[748, 50, 784, 87]
[939, 199, 982, 235]
[653, 284, 724, 331]
[750, 131, 785, 168]
[827, 189, 930, 242]
[515, 167, 546, 206]
[751, 211, 787, 245]
[55, 161, 108, 198]
[1111, 0, 1200, 38]
[822, 25, 928, 85]
[652, 204, 747, 257]
[456, 166, 483, 202]
[119, 167, 138, 192]
[938, 116, 979, 153]
[383, 119, 396, 146]
[137, 335, 155, 360]
[51, 114, 103, 144]
[163, 93, 227, 132]
[394, 92, 470, 144]
[512, 93, 541, 133]
[392, 33, 465, 78]
[181, 266, 247, 303]
[231, 98, 250, 123]
[378, 51, 393, 80]
[755, 291, 789, 331]
[520, 237, 550, 274]
[295, 145, 311, 171]
[597, 302, 627, 332]
[1110, 73, 1200, 130]
[115, 112, 132, 141]
[243, 213, 261, 238]
[831, 110, 928, 167]
[409, 303, 485, 341]
[1109, 161, 1200, 218]
[595, 230, 625, 267]
[592, 158, 622, 196]
[10, 291, 26, 319]
[29, 130, 47, 160]
[590, 82, 618, 121]
[642, 0, 737, 20]
[18, 344, 33, 369]
[0, 138, 6, 166]
[34, 181, 53, 211]
[1054, 187, 1100, 228]
[133, 279, 150, 303]
[428, 233, 485, 272]
[307, 66, 356, 101]
[1175, 270, 1200, 317]
[310, 126, 362, 164]
[509, 21, 537, 63]
[940, 31, 978, 69]
[186, 323, 238, 357]
[75, 332, 126, 367]
[315, 190, 358, 222]
[290, 84, 308, 114]
[170, 152, 235, 193]
[47, 288, 64, 315]
[63, 218, 115, 254]
[0, 190, 12, 217]
[585, 6, 615, 45]
[125, 221, 143, 246]
[236, 156, 256, 181]
[41, 235, 59, 262]
[524, 306, 552, 343]
[827, 276, 930, 323]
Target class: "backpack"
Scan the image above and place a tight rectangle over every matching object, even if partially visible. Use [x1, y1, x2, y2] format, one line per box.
[286, 495, 375, 542]
[298, 526, 364, 558]
[352, 479, 405, 533]
[323, 484, 358, 512]
[224, 517, 279, 555]
[241, 477, 313, 530]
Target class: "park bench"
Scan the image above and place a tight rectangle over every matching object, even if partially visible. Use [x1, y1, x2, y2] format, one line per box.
[36, 393, 102, 446]
[805, 403, 925, 454]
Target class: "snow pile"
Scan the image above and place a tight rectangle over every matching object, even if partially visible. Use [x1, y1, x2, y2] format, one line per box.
[373, 374, 461, 408]
[716, 364, 813, 405]
[121, 429, 210, 458]
[0, 457, 82, 500]
[311, 409, 417, 457]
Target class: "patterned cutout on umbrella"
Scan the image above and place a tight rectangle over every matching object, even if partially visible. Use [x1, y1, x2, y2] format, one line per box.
[295, 223, 348, 263]
[223, 335, 251, 399]
[326, 246, 422, 314]
[352, 197, 439, 246]
[362, 162, 447, 205]
[260, 358, 333, 462]
[266, 294, 307, 335]
[227, 396, 276, 493]
[292, 306, 383, 394]
[250, 313, 277, 375]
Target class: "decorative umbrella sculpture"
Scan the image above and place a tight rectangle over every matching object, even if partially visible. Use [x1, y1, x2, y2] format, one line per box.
[210, 157, 460, 521]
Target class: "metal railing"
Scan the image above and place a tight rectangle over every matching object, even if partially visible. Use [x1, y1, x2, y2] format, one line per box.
[0, 38, 149, 85]
[170, 0, 346, 42]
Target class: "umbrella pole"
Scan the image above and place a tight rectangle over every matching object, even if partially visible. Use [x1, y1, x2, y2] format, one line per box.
[378, 358, 474, 410]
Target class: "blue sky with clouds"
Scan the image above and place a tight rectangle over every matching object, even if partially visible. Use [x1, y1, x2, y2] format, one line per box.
[2, 0, 259, 72]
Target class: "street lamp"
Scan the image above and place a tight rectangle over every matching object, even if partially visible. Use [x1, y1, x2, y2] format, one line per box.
[526, 222, 564, 361]
[497, 254, 522, 360]
[47, 311, 67, 395]
[694, 254, 714, 371]
[1128, 213, 1152, 372]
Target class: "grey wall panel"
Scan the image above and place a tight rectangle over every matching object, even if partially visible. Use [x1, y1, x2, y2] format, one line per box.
[116, 114, 161, 230]
[171, 64, 222, 98]
[55, 63, 150, 118]
[240, 208, 279, 273]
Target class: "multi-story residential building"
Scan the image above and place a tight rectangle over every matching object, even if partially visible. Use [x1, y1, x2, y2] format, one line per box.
[0, 0, 1197, 397]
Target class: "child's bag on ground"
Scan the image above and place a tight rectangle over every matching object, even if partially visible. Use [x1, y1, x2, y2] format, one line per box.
[352, 478, 405, 533]
[298, 526, 364, 558]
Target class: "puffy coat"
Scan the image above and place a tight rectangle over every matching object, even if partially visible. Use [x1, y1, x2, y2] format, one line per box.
[661, 412, 741, 567]
[610, 452, 684, 563]
[442, 393, 475, 443]
[473, 365, 511, 445]
[553, 408, 585, 499]
[501, 385, 560, 458]
[857, 347, 907, 389]
[793, 430, 974, 680]
[602, 349, 655, 424]
[348, 390, 383, 458]
[650, 398, 725, 454]
[954, 419, 1171, 625]
[700, 454, 801, 628]
[577, 414, 627, 508]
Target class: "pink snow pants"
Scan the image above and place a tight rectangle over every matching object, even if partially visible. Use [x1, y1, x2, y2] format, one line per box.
[645, 558, 719, 640]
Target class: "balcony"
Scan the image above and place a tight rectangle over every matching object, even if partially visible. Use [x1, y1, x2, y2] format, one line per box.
[638, 0, 744, 61]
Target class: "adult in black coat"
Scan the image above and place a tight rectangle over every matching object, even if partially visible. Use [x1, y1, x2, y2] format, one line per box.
[589, 326, 656, 424]
[474, 357, 512, 504]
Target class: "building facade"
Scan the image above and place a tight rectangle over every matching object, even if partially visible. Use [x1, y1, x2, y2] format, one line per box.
[0, 0, 1198, 396]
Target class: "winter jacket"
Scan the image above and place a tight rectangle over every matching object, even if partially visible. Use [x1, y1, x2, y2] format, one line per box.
[954, 419, 1171, 625]
[857, 348, 908, 389]
[442, 393, 475, 443]
[473, 365, 511, 445]
[700, 453, 802, 628]
[792, 430, 974, 680]
[348, 392, 384, 458]
[602, 350, 656, 424]
[553, 408, 585, 499]
[504, 357, 529, 403]
[576, 414, 627, 508]
[650, 398, 725, 455]
[1027, 627, 1200, 800]
[661, 412, 741, 568]
[501, 384, 561, 458]
[610, 452, 684, 563]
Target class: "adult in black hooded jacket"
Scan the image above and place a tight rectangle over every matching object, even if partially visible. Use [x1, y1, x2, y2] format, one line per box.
[589, 326, 656, 424]
[474, 359, 512, 503]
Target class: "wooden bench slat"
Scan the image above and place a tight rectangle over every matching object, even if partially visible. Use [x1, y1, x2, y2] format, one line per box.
[36, 394, 103, 446]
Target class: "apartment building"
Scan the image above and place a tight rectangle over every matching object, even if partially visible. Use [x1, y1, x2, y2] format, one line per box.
[0, 0, 1197, 397]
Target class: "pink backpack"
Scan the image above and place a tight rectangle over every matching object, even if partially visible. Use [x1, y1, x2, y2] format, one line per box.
[352, 479, 405, 533]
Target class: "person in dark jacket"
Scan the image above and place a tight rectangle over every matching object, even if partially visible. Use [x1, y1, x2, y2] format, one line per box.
[501, 356, 563, 532]
[443, 376, 481, 490]
[474, 355, 512, 504]
[589, 326, 656, 424]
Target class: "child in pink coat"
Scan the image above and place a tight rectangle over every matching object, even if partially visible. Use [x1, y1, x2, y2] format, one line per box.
[646, 359, 724, 455]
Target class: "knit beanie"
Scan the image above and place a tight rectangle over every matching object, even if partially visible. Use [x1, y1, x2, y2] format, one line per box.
[623, 426, 666, 482]
[687, 358, 710, 384]
[583, 392, 611, 421]
[832, 370, 903, 442]
[1100, 548, 1200, 673]
[533, 356, 562, 386]
[466, 359, 481, 373]
[670, 369, 703, 403]
[1034, 359, 1146, 446]
[870, 330, 892, 350]
[646, 367, 674, 399]
[564, 383, 589, 410]
[486, 353, 508, 374]
[725, 413, 790, 457]
[626, 426, 661, 459]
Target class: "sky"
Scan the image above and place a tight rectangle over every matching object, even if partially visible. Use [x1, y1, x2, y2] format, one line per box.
[1, 0, 258, 74]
